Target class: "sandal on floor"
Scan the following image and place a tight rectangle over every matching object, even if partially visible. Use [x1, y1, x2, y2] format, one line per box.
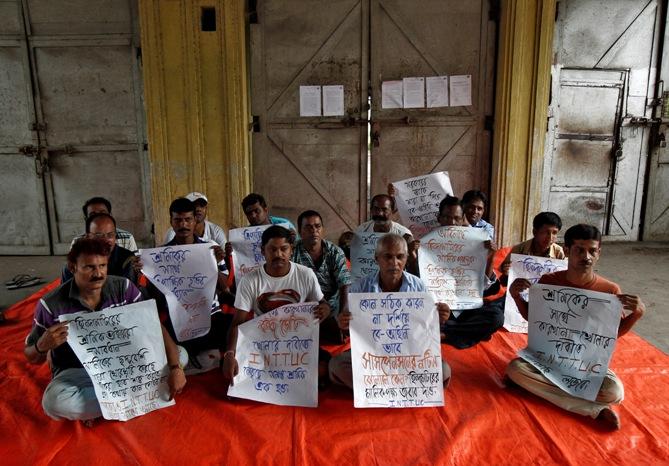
[6, 275, 43, 290]
[4, 274, 31, 286]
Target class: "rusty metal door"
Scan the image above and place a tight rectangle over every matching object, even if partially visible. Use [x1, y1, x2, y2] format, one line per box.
[369, 0, 496, 199]
[544, 0, 664, 240]
[250, 0, 369, 237]
[0, 0, 50, 254]
[644, 4, 669, 241]
[0, 0, 150, 255]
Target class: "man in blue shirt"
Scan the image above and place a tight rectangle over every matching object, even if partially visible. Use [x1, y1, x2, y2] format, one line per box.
[241, 193, 297, 232]
[462, 190, 495, 240]
[328, 234, 451, 388]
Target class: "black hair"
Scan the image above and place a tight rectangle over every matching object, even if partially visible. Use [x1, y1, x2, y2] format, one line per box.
[261, 225, 294, 248]
[438, 195, 462, 214]
[242, 193, 268, 210]
[169, 198, 195, 216]
[563, 224, 601, 247]
[297, 210, 323, 230]
[82, 197, 112, 218]
[371, 194, 396, 212]
[67, 237, 111, 264]
[338, 231, 354, 261]
[85, 212, 116, 233]
[462, 190, 488, 207]
[532, 212, 562, 231]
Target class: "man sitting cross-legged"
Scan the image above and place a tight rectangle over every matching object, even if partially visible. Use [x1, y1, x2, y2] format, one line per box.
[329, 233, 451, 389]
[24, 237, 185, 423]
[506, 224, 645, 430]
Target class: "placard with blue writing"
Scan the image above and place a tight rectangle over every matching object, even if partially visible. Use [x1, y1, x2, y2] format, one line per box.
[392, 171, 454, 238]
[140, 243, 218, 342]
[59, 300, 174, 421]
[349, 292, 444, 408]
[227, 302, 320, 407]
[519, 285, 622, 401]
[503, 254, 568, 333]
[418, 226, 488, 311]
[350, 232, 386, 283]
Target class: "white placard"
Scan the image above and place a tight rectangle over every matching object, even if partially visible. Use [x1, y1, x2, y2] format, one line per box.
[403, 77, 425, 108]
[349, 292, 444, 408]
[229, 224, 291, 283]
[426, 76, 449, 108]
[503, 254, 568, 333]
[382, 80, 403, 109]
[227, 302, 320, 407]
[449, 74, 472, 107]
[519, 285, 622, 401]
[350, 232, 386, 283]
[299, 85, 322, 116]
[140, 244, 218, 342]
[392, 171, 454, 238]
[418, 226, 488, 312]
[59, 300, 174, 421]
[323, 85, 345, 116]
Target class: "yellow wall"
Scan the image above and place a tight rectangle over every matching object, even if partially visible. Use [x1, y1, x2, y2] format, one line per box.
[490, 0, 556, 246]
[139, 0, 250, 244]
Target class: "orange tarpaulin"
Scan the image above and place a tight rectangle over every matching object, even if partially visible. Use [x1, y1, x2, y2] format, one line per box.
[1, 281, 668, 465]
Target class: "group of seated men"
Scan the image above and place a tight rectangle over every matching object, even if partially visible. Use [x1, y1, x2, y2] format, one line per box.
[25, 188, 645, 430]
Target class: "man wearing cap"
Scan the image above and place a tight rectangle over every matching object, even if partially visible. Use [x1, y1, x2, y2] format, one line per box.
[164, 192, 227, 246]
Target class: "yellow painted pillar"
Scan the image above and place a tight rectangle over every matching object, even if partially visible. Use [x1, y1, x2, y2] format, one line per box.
[491, 0, 556, 246]
[139, 0, 251, 244]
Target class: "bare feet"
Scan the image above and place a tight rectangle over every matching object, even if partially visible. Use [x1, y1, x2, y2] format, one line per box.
[597, 407, 621, 430]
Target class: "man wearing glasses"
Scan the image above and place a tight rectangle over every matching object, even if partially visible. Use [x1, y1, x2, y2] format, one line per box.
[61, 212, 137, 284]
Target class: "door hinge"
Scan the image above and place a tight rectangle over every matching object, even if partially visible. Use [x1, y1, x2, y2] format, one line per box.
[250, 115, 260, 133]
[484, 115, 494, 132]
[31, 122, 46, 132]
[488, 0, 500, 22]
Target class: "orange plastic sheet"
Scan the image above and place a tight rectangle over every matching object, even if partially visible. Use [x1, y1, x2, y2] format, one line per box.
[1, 281, 668, 465]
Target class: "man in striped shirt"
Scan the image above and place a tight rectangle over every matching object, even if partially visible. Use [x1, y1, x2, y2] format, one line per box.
[24, 237, 186, 422]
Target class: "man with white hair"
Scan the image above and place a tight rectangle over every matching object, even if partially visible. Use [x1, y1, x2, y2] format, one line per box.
[328, 233, 451, 388]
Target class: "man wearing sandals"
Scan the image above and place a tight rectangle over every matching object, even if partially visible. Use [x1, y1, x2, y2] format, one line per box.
[24, 237, 186, 422]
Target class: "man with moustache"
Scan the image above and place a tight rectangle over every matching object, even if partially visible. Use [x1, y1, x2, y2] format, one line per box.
[61, 213, 137, 284]
[74, 197, 138, 252]
[141, 198, 229, 372]
[328, 233, 451, 389]
[506, 224, 645, 430]
[356, 194, 411, 235]
[292, 210, 351, 343]
[222, 225, 331, 385]
[24, 237, 186, 422]
[163, 192, 227, 246]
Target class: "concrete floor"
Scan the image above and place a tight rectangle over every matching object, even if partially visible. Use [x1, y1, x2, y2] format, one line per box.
[0, 242, 667, 353]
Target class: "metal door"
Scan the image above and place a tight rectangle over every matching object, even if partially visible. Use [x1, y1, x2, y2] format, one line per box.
[369, 0, 496, 199]
[644, 4, 669, 241]
[0, 0, 151, 255]
[544, 0, 663, 240]
[0, 0, 50, 254]
[250, 0, 369, 237]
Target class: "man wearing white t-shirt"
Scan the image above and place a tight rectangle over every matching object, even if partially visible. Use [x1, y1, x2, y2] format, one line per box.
[221, 225, 331, 385]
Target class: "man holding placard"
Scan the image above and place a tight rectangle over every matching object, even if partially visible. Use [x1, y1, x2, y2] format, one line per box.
[414, 196, 505, 349]
[140, 198, 229, 373]
[329, 234, 451, 390]
[356, 194, 411, 236]
[24, 237, 186, 422]
[222, 226, 332, 388]
[500, 212, 566, 285]
[507, 224, 645, 429]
